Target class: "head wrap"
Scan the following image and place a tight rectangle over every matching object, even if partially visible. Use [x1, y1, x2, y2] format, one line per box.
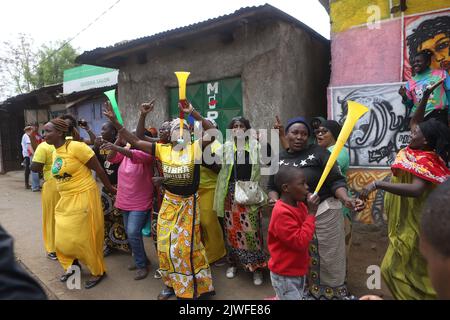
[170, 118, 189, 134]
[285, 117, 311, 136]
[320, 120, 342, 141]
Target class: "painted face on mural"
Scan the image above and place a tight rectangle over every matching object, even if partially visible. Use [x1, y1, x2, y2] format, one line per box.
[418, 33, 450, 71]
[405, 15, 450, 79]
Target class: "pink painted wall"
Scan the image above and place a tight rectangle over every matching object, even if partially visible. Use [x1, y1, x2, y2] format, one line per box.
[330, 20, 402, 87]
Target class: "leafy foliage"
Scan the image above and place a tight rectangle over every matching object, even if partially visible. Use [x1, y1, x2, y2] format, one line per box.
[0, 34, 78, 99]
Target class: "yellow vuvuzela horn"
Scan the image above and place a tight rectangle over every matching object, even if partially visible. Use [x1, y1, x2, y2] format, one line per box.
[314, 100, 369, 195]
[175, 72, 190, 143]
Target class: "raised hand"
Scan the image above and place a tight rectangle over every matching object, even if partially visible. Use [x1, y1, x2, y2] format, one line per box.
[103, 101, 119, 124]
[178, 100, 193, 114]
[274, 115, 284, 131]
[140, 99, 155, 115]
[398, 85, 407, 98]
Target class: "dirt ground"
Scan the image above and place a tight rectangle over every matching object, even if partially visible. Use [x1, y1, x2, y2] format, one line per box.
[0, 170, 392, 300]
[346, 222, 393, 299]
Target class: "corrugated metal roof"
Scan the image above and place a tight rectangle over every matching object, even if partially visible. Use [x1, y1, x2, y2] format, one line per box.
[76, 3, 329, 67]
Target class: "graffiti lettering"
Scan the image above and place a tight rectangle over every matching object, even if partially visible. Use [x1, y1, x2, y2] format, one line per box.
[333, 84, 411, 167]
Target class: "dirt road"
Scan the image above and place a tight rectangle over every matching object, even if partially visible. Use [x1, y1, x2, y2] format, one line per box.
[0, 171, 392, 300]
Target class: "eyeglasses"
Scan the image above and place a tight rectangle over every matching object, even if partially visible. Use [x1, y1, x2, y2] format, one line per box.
[314, 128, 329, 136]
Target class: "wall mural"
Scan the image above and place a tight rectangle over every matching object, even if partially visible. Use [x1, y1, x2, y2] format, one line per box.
[347, 169, 391, 225]
[403, 9, 450, 80]
[332, 83, 411, 167]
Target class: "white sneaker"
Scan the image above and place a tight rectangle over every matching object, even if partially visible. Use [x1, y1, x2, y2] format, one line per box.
[253, 270, 263, 286]
[226, 266, 237, 279]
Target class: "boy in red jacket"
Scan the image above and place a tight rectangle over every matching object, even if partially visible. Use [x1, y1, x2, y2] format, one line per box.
[268, 166, 319, 300]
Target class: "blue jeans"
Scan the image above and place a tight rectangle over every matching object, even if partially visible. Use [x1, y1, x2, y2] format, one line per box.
[30, 155, 41, 191]
[122, 211, 149, 269]
[270, 272, 306, 300]
[31, 171, 40, 191]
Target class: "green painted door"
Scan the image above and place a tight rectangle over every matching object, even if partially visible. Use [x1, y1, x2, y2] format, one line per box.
[169, 77, 243, 135]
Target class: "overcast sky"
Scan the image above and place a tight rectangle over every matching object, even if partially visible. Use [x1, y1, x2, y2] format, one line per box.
[0, 0, 329, 53]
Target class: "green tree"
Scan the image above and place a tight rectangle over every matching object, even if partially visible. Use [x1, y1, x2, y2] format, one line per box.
[34, 41, 79, 88]
[0, 34, 79, 99]
[0, 33, 37, 97]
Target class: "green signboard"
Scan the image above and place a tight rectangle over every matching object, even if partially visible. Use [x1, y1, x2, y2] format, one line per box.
[63, 64, 118, 94]
[169, 77, 243, 136]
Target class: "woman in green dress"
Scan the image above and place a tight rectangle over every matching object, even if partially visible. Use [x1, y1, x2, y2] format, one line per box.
[361, 85, 450, 299]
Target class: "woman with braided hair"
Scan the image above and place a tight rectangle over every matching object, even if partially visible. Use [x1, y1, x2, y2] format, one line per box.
[44, 118, 115, 289]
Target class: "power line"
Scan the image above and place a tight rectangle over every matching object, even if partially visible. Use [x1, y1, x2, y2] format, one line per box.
[38, 0, 122, 67]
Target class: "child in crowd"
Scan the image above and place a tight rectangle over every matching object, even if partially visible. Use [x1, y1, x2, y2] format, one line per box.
[268, 165, 319, 300]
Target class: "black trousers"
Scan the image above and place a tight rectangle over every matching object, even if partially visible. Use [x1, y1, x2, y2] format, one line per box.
[24, 156, 31, 186]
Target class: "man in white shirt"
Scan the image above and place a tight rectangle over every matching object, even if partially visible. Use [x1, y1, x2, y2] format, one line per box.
[21, 126, 33, 189]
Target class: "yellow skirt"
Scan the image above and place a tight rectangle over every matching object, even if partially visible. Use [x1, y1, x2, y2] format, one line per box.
[158, 191, 214, 299]
[41, 179, 60, 254]
[198, 188, 226, 264]
[55, 186, 106, 276]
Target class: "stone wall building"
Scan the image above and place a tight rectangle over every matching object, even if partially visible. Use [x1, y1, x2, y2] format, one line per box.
[75, 4, 330, 134]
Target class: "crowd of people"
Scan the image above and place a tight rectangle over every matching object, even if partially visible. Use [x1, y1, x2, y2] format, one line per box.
[16, 49, 450, 300]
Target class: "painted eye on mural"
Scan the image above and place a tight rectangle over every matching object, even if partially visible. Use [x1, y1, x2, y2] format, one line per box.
[436, 40, 449, 52]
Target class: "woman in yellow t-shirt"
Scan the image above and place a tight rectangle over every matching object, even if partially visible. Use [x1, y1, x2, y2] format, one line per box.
[30, 141, 59, 260]
[103, 100, 216, 300]
[44, 118, 116, 289]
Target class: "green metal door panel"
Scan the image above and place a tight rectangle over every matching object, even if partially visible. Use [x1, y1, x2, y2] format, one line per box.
[169, 77, 242, 135]
[220, 78, 243, 110]
[169, 83, 205, 119]
[214, 109, 243, 134]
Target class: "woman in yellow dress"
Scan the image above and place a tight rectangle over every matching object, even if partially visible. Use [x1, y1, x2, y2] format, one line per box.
[103, 100, 216, 300]
[198, 120, 226, 265]
[30, 140, 59, 260]
[44, 118, 116, 289]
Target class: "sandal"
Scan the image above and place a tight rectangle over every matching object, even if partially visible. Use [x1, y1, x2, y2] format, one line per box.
[60, 260, 81, 282]
[103, 246, 114, 257]
[85, 273, 106, 289]
[157, 287, 175, 300]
